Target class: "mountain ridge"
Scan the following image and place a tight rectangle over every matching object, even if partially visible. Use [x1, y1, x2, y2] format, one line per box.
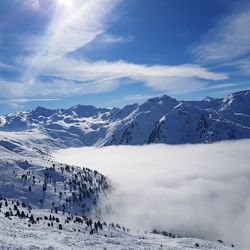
[1, 89, 250, 148]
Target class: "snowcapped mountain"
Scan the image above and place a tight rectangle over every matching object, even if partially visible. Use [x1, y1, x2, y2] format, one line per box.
[1, 90, 250, 148]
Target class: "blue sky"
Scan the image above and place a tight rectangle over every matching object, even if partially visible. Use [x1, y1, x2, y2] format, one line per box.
[0, 0, 250, 114]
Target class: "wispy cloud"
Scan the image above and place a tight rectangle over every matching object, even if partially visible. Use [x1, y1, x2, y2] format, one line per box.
[228, 56, 250, 75]
[0, 98, 60, 110]
[0, 57, 228, 100]
[96, 33, 134, 44]
[42, 0, 122, 57]
[191, 2, 250, 67]
[0, 0, 234, 104]
[0, 98, 60, 104]
[0, 62, 15, 71]
[0, 78, 120, 100]
[20, 0, 41, 12]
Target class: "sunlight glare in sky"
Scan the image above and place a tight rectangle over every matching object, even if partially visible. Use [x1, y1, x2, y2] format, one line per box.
[57, 0, 73, 7]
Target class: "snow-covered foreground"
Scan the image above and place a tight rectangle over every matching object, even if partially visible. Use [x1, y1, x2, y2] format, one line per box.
[53, 140, 250, 249]
[0, 202, 234, 250]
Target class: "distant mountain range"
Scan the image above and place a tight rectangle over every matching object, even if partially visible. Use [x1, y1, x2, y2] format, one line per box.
[1, 89, 250, 149]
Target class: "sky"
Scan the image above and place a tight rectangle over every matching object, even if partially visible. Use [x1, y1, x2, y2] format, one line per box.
[53, 140, 250, 247]
[0, 0, 250, 114]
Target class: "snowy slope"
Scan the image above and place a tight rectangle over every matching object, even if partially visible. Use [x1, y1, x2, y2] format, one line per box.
[148, 103, 250, 144]
[0, 197, 237, 250]
[0, 141, 109, 217]
[0, 90, 250, 148]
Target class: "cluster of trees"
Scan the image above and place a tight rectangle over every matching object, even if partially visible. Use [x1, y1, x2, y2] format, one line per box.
[109, 222, 130, 233]
[0, 196, 107, 234]
[152, 228, 182, 239]
[0, 160, 122, 238]
[6, 159, 109, 217]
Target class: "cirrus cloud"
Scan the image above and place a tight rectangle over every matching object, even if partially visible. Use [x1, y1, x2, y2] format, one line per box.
[191, 1, 250, 71]
[0, 0, 233, 107]
[0, 58, 228, 101]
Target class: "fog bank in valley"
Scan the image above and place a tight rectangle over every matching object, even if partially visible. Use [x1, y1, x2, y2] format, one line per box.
[53, 140, 250, 246]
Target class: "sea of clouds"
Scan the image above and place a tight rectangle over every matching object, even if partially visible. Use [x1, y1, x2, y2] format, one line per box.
[53, 140, 250, 247]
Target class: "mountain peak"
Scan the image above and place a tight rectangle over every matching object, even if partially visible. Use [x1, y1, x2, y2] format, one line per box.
[219, 89, 250, 114]
[140, 95, 178, 110]
[66, 104, 110, 117]
[34, 106, 53, 112]
[32, 106, 56, 118]
[202, 96, 215, 102]
[147, 95, 177, 103]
